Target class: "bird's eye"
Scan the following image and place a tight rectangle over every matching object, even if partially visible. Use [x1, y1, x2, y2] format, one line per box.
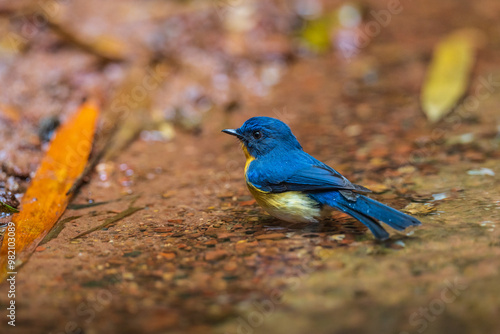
[252, 130, 262, 139]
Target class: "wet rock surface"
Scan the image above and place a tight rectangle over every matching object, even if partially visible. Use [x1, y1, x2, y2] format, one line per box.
[1, 0, 500, 333]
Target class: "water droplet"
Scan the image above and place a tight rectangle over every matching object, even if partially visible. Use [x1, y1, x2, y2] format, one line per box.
[432, 192, 448, 201]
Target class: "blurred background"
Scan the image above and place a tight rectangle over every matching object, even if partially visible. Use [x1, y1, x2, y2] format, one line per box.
[0, 0, 500, 333]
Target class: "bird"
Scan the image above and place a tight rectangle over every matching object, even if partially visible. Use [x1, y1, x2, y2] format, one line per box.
[222, 116, 421, 240]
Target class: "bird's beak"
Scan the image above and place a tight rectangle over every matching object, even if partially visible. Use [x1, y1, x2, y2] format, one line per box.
[222, 128, 243, 139]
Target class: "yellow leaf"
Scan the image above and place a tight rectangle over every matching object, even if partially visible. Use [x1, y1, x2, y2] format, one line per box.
[300, 17, 333, 53]
[0, 101, 99, 281]
[300, 11, 340, 54]
[421, 29, 482, 123]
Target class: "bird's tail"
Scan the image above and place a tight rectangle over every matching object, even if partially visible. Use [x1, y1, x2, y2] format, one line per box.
[310, 192, 422, 240]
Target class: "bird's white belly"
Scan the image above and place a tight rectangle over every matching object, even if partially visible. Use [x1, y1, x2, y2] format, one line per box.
[247, 183, 323, 223]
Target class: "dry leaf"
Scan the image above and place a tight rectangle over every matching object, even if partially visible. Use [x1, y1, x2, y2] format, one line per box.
[421, 29, 483, 123]
[402, 202, 436, 216]
[47, 18, 126, 61]
[0, 101, 99, 280]
[364, 183, 390, 194]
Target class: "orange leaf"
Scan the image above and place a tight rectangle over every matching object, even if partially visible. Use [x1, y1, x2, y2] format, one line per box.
[0, 100, 99, 281]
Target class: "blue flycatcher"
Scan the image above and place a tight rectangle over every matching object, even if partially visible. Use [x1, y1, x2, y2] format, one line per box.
[223, 117, 421, 240]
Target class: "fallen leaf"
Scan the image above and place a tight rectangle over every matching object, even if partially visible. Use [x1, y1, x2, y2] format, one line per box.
[364, 183, 390, 194]
[403, 203, 436, 215]
[162, 190, 177, 199]
[421, 29, 483, 123]
[300, 14, 337, 54]
[47, 16, 127, 61]
[0, 101, 99, 280]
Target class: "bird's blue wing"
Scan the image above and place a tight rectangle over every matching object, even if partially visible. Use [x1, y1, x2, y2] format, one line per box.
[246, 150, 371, 194]
[277, 164, 357, 191]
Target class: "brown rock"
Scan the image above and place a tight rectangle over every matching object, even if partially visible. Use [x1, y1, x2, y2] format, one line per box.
[223, 261, 239, 271]
[204, 239, 218, 246]
[464, 151, 485, 162]
[159, 252, 176, 260]
[153, 227, 173, 233]
[205, 250, 228, 261]
[161, 190, 177, 199]
[239, 199, 256, 206]
[217, 233, 233, 240]
[255, 233, 286, 240]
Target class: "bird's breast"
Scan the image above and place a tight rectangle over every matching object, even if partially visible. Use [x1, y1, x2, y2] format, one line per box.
[246, 182, 323, 223]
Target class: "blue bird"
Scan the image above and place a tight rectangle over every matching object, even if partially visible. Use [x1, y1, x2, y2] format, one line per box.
[222, 117, 421, 240]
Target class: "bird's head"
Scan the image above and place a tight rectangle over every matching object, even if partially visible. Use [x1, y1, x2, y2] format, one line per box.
[222, 117, 302, 158]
